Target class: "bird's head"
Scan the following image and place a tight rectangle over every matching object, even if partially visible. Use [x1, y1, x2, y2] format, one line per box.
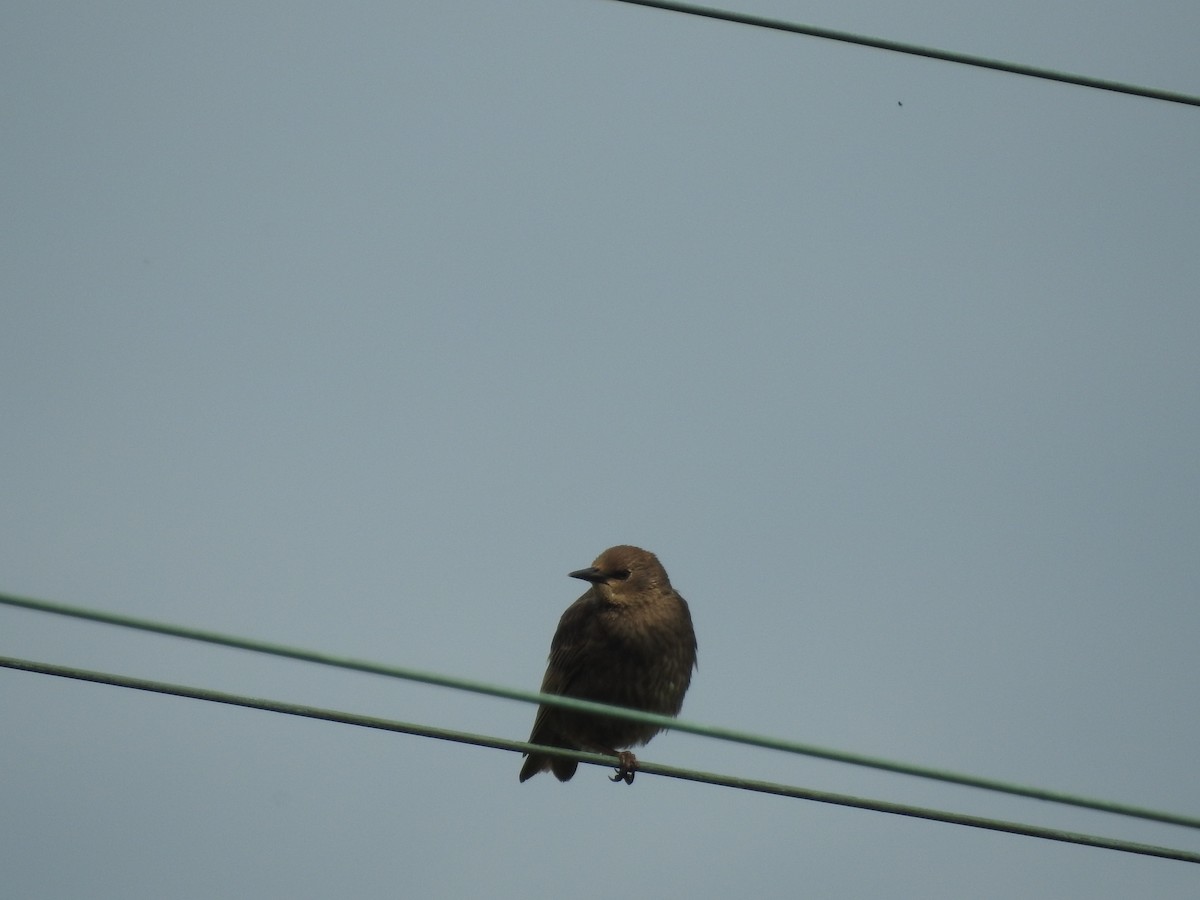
[569, 544, 669, 604]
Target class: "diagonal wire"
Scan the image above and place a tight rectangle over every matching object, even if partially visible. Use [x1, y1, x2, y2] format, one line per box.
[599, 0, 1200, 108]
[2, 654, 1199, 865]
[2, 590, 1199, 830]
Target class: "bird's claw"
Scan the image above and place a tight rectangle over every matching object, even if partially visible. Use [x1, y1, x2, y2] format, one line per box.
[609, 751, 637, 785]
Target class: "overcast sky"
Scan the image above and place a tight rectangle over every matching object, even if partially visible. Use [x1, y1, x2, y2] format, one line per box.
[3, 2, 1198, 898]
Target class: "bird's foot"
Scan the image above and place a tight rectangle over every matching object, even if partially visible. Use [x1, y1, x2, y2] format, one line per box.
[610, 751, 637, 785]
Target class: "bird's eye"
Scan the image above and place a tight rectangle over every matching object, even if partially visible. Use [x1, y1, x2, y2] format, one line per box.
[611, 568, 632, 581]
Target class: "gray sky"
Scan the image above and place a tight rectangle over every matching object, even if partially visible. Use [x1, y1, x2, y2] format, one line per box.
[3, 2, 1198, 897]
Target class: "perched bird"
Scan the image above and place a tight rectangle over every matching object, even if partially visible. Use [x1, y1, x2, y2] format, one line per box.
[519, 545, 697, 785]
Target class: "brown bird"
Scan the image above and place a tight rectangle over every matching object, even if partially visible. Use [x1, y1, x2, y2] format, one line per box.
[519, 545, 697, 784]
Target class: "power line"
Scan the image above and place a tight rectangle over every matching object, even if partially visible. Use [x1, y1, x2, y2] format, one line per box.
[600, 0, 1200, 107]
[3, 589, 1198, 831]
[3, 654, 1198, 865]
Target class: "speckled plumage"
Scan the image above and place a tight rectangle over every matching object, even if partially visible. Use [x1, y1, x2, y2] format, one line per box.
[519, 545, 697, 784]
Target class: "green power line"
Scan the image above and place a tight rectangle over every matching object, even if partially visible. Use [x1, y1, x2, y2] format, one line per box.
[602, 0, 1200, 107]
[2, 653, 1198, 865]
[2, 589, 1198, 831]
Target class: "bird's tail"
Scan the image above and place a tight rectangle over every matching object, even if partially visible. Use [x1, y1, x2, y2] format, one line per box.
[518, 752, 577, 782]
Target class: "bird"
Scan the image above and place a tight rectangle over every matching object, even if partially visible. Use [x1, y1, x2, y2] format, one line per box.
[519, 545, 697, 785]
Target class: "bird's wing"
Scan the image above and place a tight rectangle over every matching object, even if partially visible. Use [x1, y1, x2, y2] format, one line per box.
[526, 593, 600, 742]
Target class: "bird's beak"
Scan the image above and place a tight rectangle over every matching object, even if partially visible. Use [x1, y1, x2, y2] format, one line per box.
[569, 566, 605, 583]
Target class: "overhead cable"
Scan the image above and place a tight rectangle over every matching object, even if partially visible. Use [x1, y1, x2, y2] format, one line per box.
[2, 590, 1198, 830]
[3, 654, 1198, 865]
[601, 0, 1200, 107]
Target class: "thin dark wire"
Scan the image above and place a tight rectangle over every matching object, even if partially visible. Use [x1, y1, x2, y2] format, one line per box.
[2, 654, 1198, 865]
[3, 590, 1199, 830]
[600, 0, 1200, 107]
